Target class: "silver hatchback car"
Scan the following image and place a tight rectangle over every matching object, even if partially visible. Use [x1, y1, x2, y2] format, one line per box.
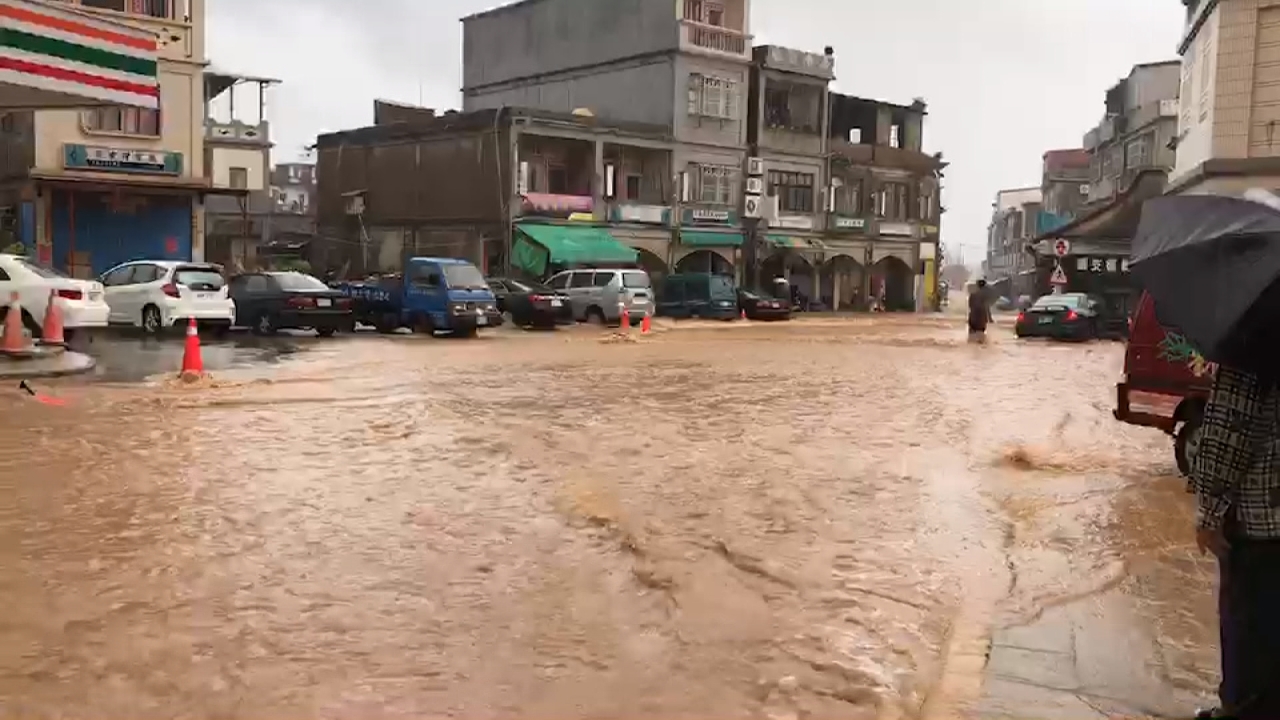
[545, 268, 653, 325]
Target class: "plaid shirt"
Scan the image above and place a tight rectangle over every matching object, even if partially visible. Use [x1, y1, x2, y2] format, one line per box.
[1191, 365, 1280, 537]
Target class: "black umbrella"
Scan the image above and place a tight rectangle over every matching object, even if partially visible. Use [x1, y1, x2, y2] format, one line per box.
[1132, 192, 1280, 372]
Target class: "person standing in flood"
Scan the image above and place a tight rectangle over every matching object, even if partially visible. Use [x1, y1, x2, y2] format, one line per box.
[967, 279, 992, 342]
[1192, 359, 1280, 719]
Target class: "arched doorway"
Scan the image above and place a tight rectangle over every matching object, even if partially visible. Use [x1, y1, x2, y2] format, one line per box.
[635, 247, 670, 300]
[674, 249, 734, 275]
[821, 255, 865, 311]
[761, 251, 816, 305]
[872, 256, 915, 311]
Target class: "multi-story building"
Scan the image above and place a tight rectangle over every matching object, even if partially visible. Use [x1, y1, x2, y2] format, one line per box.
[316, 105, 678, 280]
[0, 0, 209, 277]
[271, 162, 315, 215]
[460, 0, 752, 278]
[823, 93, 944, 311]
[1168, 0, 1280, 193]
[1082, 60, 1180, 208]
[1038, 148, 1091, 233]
[985, 187, 1041, 299]
[202, 70, 284, 271]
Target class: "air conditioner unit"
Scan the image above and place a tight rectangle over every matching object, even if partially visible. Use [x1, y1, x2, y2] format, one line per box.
[744, 194, 763, 218]
[517, 161, 530, 195]
[745, 177, 764, 195]
[746, 157, 765, 176]
[1079, 183, 1091, 195]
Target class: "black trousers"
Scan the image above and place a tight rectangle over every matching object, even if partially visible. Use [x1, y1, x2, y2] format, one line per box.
[1218, 523, 1280, 718]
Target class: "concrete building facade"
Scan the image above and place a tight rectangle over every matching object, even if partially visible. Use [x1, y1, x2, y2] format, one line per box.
[1168, 0, 1280, 194]
[0, 0, 210, 277]
[1082, 61, 1180, 208]
[1038, 148, 1091, 233]
[984, 187, 1041, 299]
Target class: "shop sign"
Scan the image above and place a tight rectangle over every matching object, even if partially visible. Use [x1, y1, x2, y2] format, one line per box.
[833, 216, 866, 230]
[878, 221, 915, 237]
[682, 208, 737, 225]
[63, 144, 182, 175]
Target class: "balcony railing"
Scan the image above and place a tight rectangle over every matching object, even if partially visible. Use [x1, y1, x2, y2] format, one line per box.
[51, 0, 188, 20]
[830, 141, 942, 173]
[206, 120, 270, 145]
[679, 20, 748, 58]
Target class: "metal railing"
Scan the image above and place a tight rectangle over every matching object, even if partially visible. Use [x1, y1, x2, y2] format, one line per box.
[51, 0, 187, 21]
[679, 20, 747, 56]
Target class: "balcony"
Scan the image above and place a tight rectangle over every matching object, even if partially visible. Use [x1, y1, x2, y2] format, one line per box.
[205, 120, 270, 146]
[51, 0, 187, 20]
[830, 141, 943, 174]
[679, 20, 749, 61]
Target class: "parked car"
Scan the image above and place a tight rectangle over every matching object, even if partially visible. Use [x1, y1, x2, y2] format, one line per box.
[229, 271, 352, 337]
[487, 277, 572, 328]
[333, 258, 501, 337]
[1114, 291, 1212, 475]
[100, 260, 235, 334]
[544, 268, 653, 326]
[0, 254, 108, 337]
[1014, 293, 1102, 341]
[656, 273, 739, 320]
[737, 288, 792, 321]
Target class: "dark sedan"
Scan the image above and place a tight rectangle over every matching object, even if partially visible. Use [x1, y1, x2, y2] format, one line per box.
[229, 271, 353, 337]
[1014, 293, 1101, 341]
[738, 289, 792, 321]
[487, 277, 573, 328]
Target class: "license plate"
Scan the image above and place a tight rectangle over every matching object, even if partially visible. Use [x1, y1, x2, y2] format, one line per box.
[551, 299, 562, 307]
[1039, 316, 1053, 324]
[316, 298, 331, 307]
[196, 292, 215, 300]
[477, 316, 487, 326]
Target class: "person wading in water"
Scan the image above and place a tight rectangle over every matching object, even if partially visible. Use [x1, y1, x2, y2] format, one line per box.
[967, 279, 992, 342]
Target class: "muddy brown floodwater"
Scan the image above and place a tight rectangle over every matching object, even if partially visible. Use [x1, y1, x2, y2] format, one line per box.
[0, 316, 1221, 719]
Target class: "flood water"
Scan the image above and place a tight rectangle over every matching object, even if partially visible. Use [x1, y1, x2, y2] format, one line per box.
[0, 316, 1219, 719]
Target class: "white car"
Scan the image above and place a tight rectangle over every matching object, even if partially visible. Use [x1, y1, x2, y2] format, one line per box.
[0, 254, 109, 336]
[100, 260, 235, 333]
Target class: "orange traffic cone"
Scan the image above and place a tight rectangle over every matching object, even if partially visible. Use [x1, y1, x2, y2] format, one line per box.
[617, 300, 629, 333]
[39, 290, 65, 347]
[740, 308, 747, 321]
[1, 292, 31, 356]
[180, 316, 203, 378]
[641, 312, 651, 334]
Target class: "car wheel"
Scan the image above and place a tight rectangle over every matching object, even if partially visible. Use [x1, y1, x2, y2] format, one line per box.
[316, 327, 337, 338]
[252, 312, 276, 336]
[141, 305, 163, 335]
[1175, 414, 1204, 477]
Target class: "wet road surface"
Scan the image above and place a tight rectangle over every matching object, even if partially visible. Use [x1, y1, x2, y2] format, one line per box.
[0, 317, 1217, 718]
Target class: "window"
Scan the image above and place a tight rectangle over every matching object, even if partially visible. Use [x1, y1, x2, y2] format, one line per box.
[687, 75, 739, 120]
[241, 275, 272, 293]
[130, 264, 161, 283]
[918, 182, 935, 221]
[835, 181, 861, 215]
[625, 175, 642, 201]
[547, 166, 569, 194]
[696, 164, 735, 205]
[877, 182, 909, 220]
[442, 263, 486, 289]
[229, 167, 248, 190]
[569, 272, 594, 289]
[592, 272, 616, 287]
[273, 272, 328, 291]
[622, 271, 651, 288]
[547, 274, 570, 290]
[14, 258, 68, 279]
[82, 106, 160, 136]
[80, 0, 177, 18]
[101, 265, 134, 286]
[173, 267, 224, 290]
[1101, 148, 1117, 177]
[1125, 136, 1150, 169]
[766, 171, 815, 213]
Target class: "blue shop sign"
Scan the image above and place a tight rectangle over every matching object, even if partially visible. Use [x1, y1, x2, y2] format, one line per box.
[63, 144, 183, 176]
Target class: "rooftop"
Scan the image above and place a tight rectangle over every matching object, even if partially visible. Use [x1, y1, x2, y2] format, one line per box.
[316, 107, 674, 148]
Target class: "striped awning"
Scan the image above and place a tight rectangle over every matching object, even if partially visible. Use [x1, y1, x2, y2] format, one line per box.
[0, 0, 159, 109]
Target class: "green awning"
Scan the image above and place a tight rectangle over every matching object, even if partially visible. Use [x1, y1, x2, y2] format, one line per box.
[514, 223, 638, 276]
[680, 230, 744, 247]
[767, 234, 824, 250]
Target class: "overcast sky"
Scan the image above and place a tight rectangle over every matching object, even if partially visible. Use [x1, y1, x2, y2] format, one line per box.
[207, 0, 1185, 267]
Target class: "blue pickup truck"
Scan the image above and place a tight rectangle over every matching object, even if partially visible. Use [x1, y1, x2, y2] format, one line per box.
[332, 257, 503, 337]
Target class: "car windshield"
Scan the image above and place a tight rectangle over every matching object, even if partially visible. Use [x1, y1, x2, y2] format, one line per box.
[174, 267, 224, 290]
[709, 275, 736, 298]
[273, 272, 328, 291]
[442, 263, 487, 290]
[1032, 294, 1083, 309]
[622, 272, 650, 288]
[15, 258, 69, 279]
